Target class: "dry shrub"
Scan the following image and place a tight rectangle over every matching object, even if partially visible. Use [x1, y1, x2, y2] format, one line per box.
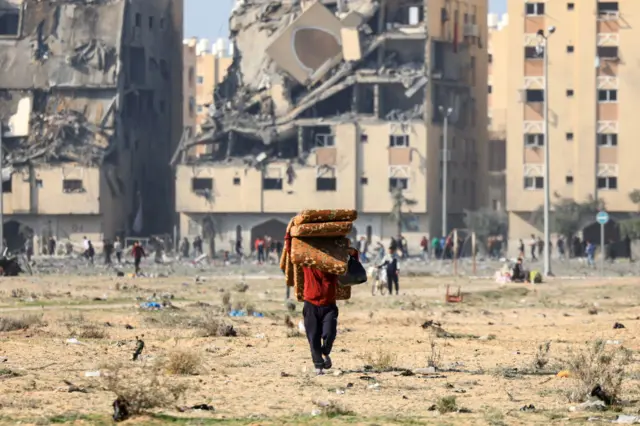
[10, 288, 28, 298]
[221, 291, 231, 307]
[198, 311, 236, 337]
[314, 400, 354, 418]
[165, 349, 202, 375]
[436, 396, 458, 413]
[533, 341, 551, 370]
[0, 314, 44, 332]
[286, 329, 302, 338]
[77, 325, 108, 339]
[427, 335, 442, 368]
[102, 363, 188, 415]
[234, 282, 249, 293]
[563, 340, 632, 403]
[363, 348, 397, 371]
[233, 299, 255, 315]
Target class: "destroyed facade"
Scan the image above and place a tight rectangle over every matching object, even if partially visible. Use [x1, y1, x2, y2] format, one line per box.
[174, 0, 489, 252]
[0, 0, 183, 253]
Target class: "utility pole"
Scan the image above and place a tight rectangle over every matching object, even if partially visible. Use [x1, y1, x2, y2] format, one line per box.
[537, 27, 556, 277]
[439, 106, 453, 237]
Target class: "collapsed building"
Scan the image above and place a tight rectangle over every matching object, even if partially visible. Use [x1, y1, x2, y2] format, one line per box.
[174, 0, 488, 252]
[0, 0, 183, 253]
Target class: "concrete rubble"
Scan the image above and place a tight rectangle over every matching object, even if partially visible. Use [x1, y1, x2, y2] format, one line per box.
[173, 0, 433, 166]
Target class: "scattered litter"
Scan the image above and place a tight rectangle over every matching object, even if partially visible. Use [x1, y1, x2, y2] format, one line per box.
[413, 367, 436, 374]
[229, 310, 264, 317]
[280, 372, 292, 377]
[557, 370, 571, 378]
[298, 321, 306, 333]
[520, 404, 536, 412]
[367, 383, 380, 390]
[613, 415, 640, 424]
[65, 338, 85, 345]
[140, 302, 162, 310]
[569, 400, 607, 412]
[613, 322, 625, 329]
[178, 404, 215, 412]
[124, 324, 134, 330]
[85, 371, 101, 377]
[605, 340, 622, 345]
[255, 333, 266, 339]
[112, 397, 130, 422]
[335, 389, 345, 394]
[311, 409, 322, 416]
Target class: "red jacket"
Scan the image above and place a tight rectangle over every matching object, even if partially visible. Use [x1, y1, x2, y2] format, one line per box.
[302, 267, 338, 306]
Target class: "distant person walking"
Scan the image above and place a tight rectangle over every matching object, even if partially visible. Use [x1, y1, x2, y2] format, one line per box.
[585, 241, 596, 267]
[380, 248, 400, 295]
[114, 237, 123, 263]
[529, 235, 537, 261]
[131, 241, 146, 275]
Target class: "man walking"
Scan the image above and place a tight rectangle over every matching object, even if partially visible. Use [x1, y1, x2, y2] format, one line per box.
[131, 241, 146, 275]
[380, 247, 400, 295]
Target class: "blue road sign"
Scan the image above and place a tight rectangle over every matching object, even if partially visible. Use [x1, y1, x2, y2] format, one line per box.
[596, 211, 610, 225]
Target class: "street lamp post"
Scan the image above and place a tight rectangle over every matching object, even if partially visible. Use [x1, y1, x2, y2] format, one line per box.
[439, 106, 453, 237]
[537, 27, 556, 277]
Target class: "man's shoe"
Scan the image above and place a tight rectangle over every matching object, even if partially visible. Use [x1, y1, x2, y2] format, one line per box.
[315, 368, 324, 375]
[323, 355, 332, 370]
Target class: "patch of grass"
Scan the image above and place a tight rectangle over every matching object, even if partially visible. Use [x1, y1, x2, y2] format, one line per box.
[426, 335, 442, 368]
[286, 329, 303, 338]
[314, 400, 354, 418]
[436, 396, 457, 413]
[362, 348, 397, 371]
[102, 363, 188, 415]
[47, 413, 105, 424]
[233, 282, 249, 293]
[483, 407, 507, 426]
[563, 340, 632, 404]
[0, 368, 22, 378]
[0, 314, 44, 331]
[165, 349, 202, 375]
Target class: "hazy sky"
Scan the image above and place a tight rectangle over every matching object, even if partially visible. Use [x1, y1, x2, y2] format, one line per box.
[185, 0, 508, 40]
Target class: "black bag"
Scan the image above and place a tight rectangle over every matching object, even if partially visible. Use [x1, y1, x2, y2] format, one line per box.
[338, 255, 368, 286]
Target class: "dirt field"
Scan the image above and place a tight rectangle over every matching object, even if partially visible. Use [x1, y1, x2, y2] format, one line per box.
[0, 274, 639, 425]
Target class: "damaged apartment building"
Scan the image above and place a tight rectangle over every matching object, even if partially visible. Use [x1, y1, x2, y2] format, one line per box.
[0, 0, 183, 253]
[173, 0, 488, 252]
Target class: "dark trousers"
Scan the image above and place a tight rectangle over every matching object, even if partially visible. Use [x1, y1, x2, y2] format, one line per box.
[134, 257, 141, 274]
[387, 271, 399, 294]
[303, 301, 338, 369]
[116, 252, 122, 263]
[257, 248, 264, 263]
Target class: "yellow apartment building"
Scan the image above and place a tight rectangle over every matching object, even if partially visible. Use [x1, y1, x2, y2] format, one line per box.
[174, 0, 489, 254]
[500, 0, 638, 247]
[487, 13, 508, 212]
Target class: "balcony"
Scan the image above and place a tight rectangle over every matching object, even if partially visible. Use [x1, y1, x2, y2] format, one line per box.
[597, 121, 618, 133]
[597, 33, 619, 46]
[597, 76, 618, 90]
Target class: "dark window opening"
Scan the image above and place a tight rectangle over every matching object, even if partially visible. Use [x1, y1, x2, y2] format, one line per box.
[488, 85, 492, 94]
[316, 177, 337, 191]
[524, 176, 544, 189]
[135, 12, 142, 27]
[566, 175, 574, 184]
[389, 178, 408, 192]
[566, 89, 574, 97]
[233, 177, 241, 185]
[129, 46, 146, 85]
[63, 179, 84, 193]
[2, 179, 11, 193]
[566, 132, 574, 141]
[597, 176, 618, 190]
[148, 16, 154, 29]
[36, 179, 43, 188]
[360, 177, 368, 185]
[0, 9, 20, 36]
[597, 46, 618, 59]
[597, 2, 619, 14]
[567, 45, 574, 53]
[525, 2, 545, 15]
[597, 133, 618, 146]
[191, 178, 212, 192]
[524, 46, 543, 59]
[263, 178, 282, 190]
[598, 89, 617, 102]
[526, 89, 544, 102]
[567, 3, 575, 10]
[389, 134, 410, 147]
[360, 133, 368, 143]
[488, 53, 493, 63]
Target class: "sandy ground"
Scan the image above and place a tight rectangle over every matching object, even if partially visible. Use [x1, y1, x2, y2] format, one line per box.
[0, 274, 639, 425]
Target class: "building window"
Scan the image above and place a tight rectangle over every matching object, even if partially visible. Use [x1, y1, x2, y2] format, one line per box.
[525, 89, 544, 102]
[524, 176, 544, 190]
[188, 97, 195, 116]
[566, 89, 574, 97]
[389, 177, 408, 191]
[389, 134, 410, 147]
[524, 46, 543, 59]
[360, 133, 368, 143]
[197, 105, 203, 113]
[316, 177, 337, 191]
[597, 133, 618, 146]
[597, 176, 618, 190]
[63, 179, 84, 193]
[597, 46, 618, 59]
[263, 178, 282, 190]
[566, 45, 574, 53]
[148, 16, 154, 29]
[525, 2, 545, 16]
[360, 177, 368, 185]
[188, 67, 195, 87]
[524, 133, 544, 147]
[566, 132, 574, 141]
[197, 76, 204, 85]
[0, 8, 20, 36]
[2, 179, 11, 193]
[598, 89, 617, 102]
[488, 53, 493, 63]
[566, 175, 574, 184]
[135, 12, 142, 27]
[315, 134, 335, 147]
[191, 178, 213, 192]
[597, 1, 618, 15]
[233, 177, 241, 185]
[488, 85, 492, 94]
[567, 3, 575, 10]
